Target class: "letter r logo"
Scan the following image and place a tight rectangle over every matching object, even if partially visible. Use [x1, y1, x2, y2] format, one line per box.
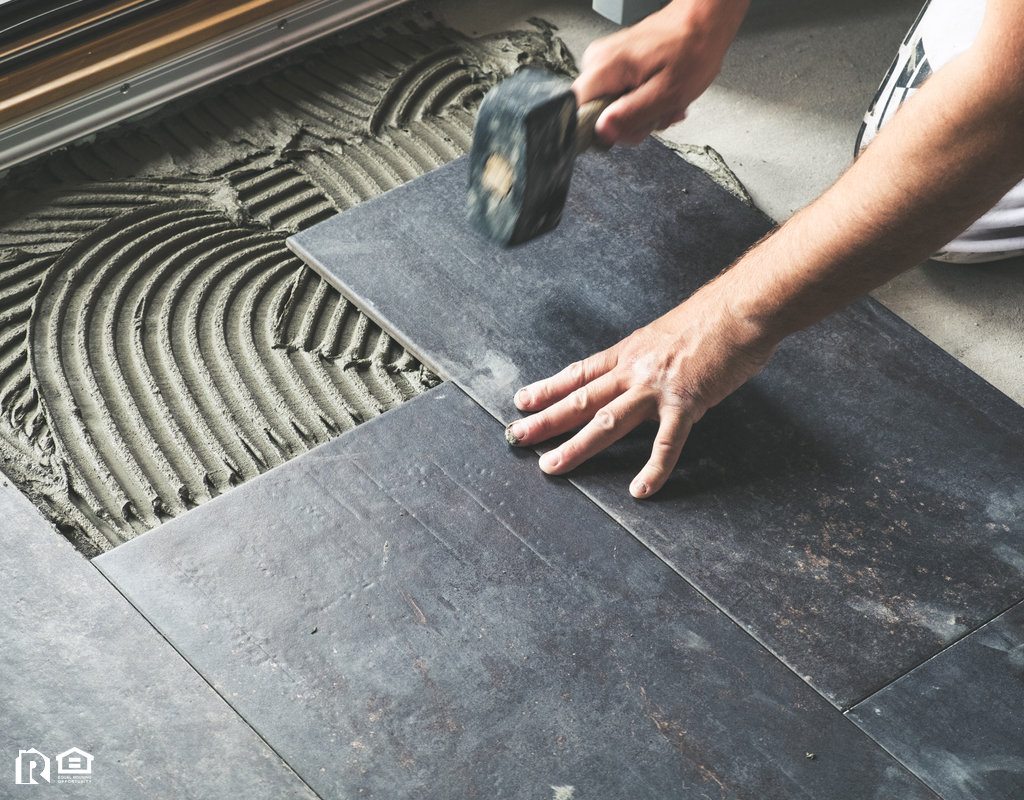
[15, 749, 51, 784]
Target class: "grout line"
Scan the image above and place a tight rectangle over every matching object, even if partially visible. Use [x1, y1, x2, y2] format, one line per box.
[841, 713, 949, 800]
[563, 474, 851, 700]
[446, 384, 868, 715]
[87, 557, 328, 800]
[442, 381, 1024, 724]
[848, 593, 1024, 712]
[332, 379, 864, 723]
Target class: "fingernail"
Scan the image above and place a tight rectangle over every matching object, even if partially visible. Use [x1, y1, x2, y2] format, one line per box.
[631, 479, 649, 497]
[515, 387, 532, 408]
[539, 451, 560, 472]
[505, 422, 524, 446]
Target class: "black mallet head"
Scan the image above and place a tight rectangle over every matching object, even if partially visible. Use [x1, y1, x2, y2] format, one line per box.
[467, 69, 586, 247]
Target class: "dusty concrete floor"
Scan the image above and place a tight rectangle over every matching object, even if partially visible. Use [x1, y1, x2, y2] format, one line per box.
[436, 0, 1024, 406]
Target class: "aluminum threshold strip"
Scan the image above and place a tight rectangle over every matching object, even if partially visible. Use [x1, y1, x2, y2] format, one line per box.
[0, 0, 409, 172]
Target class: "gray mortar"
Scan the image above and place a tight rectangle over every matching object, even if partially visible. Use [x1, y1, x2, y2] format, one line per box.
[504, 422, 522, 446]
[658, 139, 758, 210]
[0, 13, 753, 555]
[0, 19, 577, 555]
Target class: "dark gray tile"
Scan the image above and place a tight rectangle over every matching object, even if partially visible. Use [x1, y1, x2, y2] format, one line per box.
[848, 600, 1024, 800]
[287, 141, 1024, 709]
[288, 141, 771, 422]
[0, 476, 319, 798]
[97, 386, 937, 799]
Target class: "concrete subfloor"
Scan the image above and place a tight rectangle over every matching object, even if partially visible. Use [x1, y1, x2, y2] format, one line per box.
[435, 0, 1024, 407]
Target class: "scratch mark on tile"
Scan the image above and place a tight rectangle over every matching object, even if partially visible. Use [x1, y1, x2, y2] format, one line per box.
[429, 457, 558, 573]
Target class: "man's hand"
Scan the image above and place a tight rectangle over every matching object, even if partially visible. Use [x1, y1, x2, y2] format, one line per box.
[574, 0, 750, 145]
[506, 280, 777, 498]
[507, 0, 1024, 499]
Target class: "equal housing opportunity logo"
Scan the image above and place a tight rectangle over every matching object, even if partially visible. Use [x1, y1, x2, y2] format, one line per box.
[14, 748, 93, 784]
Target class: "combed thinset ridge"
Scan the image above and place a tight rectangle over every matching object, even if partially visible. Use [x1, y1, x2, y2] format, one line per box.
[0, 21, 576, 554]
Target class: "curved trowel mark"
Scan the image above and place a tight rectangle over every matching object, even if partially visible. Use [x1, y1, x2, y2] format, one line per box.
[0, 23, 573, 553]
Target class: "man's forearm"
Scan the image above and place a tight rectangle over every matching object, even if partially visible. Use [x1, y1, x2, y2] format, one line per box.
[716, 0, 1024, 347]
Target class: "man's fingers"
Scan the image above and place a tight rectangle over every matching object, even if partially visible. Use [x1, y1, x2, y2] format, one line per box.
[537, 387, 655, 475]
[629, 411, 690, 498]
[572, 65, 622, 109]
[511, 384, 695, 499]
[514, 348, 618, 413]
[508, 367, 625, 448]
[574, 36, 638, 103]
[598, 78, 688, 145]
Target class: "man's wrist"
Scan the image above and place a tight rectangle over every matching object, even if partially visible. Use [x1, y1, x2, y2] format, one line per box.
[697, 232, 797, 354]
